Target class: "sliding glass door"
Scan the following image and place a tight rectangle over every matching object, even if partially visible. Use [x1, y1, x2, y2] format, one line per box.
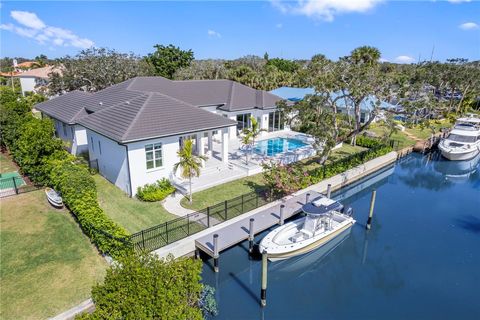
[268, 111, 284, 132]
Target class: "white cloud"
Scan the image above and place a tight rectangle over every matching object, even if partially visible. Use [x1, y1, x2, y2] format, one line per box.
[276, 23, 283, 28]
[11, 10, 46, 29]
[1, 10, 94, 49]
[394, 55, 416, 64]
[271, 0, 382, 22]
[207, 29, 221, 38]
[459, 22, 479, 30]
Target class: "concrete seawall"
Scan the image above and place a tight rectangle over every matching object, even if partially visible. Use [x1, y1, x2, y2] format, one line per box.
[153, 151, 398, 259]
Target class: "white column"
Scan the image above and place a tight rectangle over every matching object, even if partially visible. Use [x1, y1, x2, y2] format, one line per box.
[221, 128, 229, 163]
[197, 132, 206, 166]
[207, 131, 213, 154]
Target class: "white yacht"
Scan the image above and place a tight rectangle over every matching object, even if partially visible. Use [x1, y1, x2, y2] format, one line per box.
[259, 196, 355, 261]
[439, 114, 480, 161]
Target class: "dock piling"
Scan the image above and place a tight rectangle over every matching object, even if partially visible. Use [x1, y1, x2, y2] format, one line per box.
[366, 190, 377, 230]
[306, 193, 311, 204]
[213, 234, 219, 272]
[260, 250, 268, 307]
[248, 218, 255, 254]
[326, 184, 332, 198]
[279, 205, 285, 225]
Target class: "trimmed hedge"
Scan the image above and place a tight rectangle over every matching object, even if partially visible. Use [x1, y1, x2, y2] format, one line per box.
[137, 178, 175, 202]
[309, 144, 393, 183]
[50, 162, 130, 257]
[352, 135, 384, 148]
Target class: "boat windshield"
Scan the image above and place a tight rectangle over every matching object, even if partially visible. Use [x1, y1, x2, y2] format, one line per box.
[447, 134, 476, 143]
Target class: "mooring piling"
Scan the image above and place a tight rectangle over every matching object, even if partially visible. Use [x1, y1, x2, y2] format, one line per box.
[248, 218, 255, 254]
[279, 204, 285, 225]
[213, 234, 219, 272]
[326, 184, 332, 198]
[366, 190, 377, 230]
[306, 193, 311, 204]
[260, 250, 268, 307]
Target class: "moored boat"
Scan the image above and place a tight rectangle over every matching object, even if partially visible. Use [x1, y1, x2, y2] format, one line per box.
[259, 196, 355, 261]
[45, 187, 63, 208]
[439, 114, 480, 161]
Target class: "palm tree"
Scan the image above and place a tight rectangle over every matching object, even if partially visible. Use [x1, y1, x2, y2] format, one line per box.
[173, 139, 208, 204]
[242, 116, 266, 164]
[240, 131, 253, 165]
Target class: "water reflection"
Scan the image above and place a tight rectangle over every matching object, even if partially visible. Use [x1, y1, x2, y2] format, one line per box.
[433, 152, 480, 184]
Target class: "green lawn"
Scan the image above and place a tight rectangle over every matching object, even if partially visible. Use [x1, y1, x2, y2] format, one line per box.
[368, 124, 417, 150]
[94, 175, 176, 233]
[404, 119, 450, 140]
[181, 144, 367, 211]
[0, 190, 106, 320]
[0, 152, 18, 174]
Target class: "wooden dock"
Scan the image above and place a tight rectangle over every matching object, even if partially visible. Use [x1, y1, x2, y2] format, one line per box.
[195, 191, 322, 257]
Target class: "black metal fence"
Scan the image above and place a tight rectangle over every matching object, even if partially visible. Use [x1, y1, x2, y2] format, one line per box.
[0, 176, 40, 198]
[130, 190, 279, 252]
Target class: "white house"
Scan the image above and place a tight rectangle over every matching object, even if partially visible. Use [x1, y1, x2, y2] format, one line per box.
[15, 66, 55, 96]
[36, 76, 285, 196]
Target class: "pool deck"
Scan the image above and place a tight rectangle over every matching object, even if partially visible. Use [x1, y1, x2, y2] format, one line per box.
[195, 191, 322, 257]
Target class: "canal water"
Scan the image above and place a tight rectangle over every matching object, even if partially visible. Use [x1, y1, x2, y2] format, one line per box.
[201, 152, 480, 319]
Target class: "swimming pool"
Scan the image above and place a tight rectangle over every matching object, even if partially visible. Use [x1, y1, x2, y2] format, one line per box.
[254, 137, 308, 157]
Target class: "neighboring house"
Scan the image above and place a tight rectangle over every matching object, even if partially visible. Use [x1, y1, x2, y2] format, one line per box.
[36, 76, 285, 196]
[270, 86, 396, 124]
[15, 66, 55, 96]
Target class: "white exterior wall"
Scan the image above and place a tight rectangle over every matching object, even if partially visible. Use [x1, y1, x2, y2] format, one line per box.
[127, 135, 181, 196]
[73, 125, 88, 155]
[19, 77, 36, 95]
[87, 130, 131, 196]
[51, 118, 88, 155]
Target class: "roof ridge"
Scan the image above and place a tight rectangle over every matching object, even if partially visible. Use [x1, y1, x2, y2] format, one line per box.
[226, 81, 234, 107]
[83, 92, 148, 120]
[121, 93, 154, 141]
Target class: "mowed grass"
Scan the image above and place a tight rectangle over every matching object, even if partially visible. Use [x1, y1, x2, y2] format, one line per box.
[0, 190, 106, 320]
[94, 175, 176, 233]
[368, 124, 417, 149]
[0, 152, 18, 174]
[181, 144, 367, 211]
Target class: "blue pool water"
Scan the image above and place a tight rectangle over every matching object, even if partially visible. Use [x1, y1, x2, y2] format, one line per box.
[201, 152, 480, 319]
[254, 138, 308, 157]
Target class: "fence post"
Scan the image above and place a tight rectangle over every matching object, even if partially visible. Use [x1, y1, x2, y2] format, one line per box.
[224, 200, 228, 220]
[323, 165, 326, 178]
[141, 230, 146, 250]
[241, 194, 244, 213]
[166, 222, 169, 244]
[207, 207, 210, 227]
[12, 177, 18, 194]
[256, 193, 259, 207]
[187, 214, 190, 235]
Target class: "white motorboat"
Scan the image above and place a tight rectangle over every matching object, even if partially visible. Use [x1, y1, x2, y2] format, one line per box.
[45, 187, 63, 208]
[259, 196, 355, 261]
[439, 114, 480, 161]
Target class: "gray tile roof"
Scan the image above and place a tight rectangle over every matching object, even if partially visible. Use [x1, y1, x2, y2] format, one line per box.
[35, 91, 92, 124]
[36, 76, 283, 143]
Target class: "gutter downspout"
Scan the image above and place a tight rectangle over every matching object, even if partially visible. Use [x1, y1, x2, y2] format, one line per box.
[121, 143, 134, 198]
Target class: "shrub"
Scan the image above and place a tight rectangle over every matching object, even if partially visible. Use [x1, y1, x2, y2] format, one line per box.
[136, 178, 175, 202]
[79, 252, 203, 320]
[262, 161, 311, 197]
[352, 135, 383, 148]
[50, 162, 130, 257]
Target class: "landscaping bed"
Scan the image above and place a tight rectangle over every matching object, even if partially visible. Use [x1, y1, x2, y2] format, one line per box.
[94, 175, 176, 233]
[0, 190, 106, 319]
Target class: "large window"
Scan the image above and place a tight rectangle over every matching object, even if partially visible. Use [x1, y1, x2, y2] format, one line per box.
[268, 111, 284, 132]
[236, 113, 251, 131]
[145, 143, 163, 169]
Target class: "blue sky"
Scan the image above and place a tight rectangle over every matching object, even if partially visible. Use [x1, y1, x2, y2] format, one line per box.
[1, 1, 479, 63]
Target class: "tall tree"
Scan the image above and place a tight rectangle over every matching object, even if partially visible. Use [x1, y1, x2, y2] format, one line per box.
[146, 44, 194, 79]
[48, 48, 153, 94]
[240, 116, 265, 164]
[173, 139, 207, 204]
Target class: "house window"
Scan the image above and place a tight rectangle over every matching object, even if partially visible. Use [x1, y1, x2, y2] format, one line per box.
[91, 137, 95, 152]
[98, 141, 102, 155]
[62, 123, 67, 136]
[268, 111, 284, 132]
[145, 143, 163, 170]
[236, 113, 251, 131]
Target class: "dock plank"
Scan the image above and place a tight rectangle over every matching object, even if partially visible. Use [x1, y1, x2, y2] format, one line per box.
[195, 191, 322, 257]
